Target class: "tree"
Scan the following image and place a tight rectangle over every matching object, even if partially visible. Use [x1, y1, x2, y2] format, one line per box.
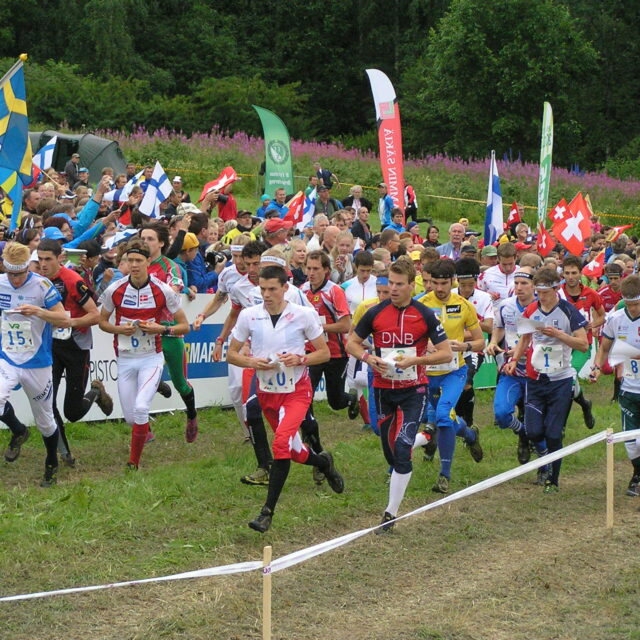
[401, 0, 598, 165]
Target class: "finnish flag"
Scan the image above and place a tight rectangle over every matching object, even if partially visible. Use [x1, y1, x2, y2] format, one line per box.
[139, 162, 172, 218]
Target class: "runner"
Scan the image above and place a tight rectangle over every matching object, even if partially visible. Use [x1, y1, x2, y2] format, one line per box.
[505, 267, 588, 493]
[37, 238, 113, 466]
[347, 258, 451, 532]
[98, 239, 190, 469]
[227, 264, 344, 533]
[416, 259, 485, 494]
[590, 274, 640, 497]
[487, 267, 549, 481]
[478, 242, 517, 308]
[0, 242, 70, 486]
[140, 223, 198, 442]
[561, 255, 603, 430]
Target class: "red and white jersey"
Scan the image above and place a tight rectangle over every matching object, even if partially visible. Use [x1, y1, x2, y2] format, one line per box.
[232, 301, 324, 387]
[597, 284, 622, 313]
[342, 275, 377, 314]
[301, 278, 351, 358]
[454, 287, 493, 324]
[478, 265, 515, 306]
[217, 263, 245, 296]
[100, 275, 181, 357]
[561, 283, 603, 343]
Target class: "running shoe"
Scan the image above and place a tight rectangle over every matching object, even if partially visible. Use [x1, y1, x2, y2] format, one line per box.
[4, 427, 30, 462]
[248, 507, 273, 533]
[91, 379, 114, 416]
[423, 423, 438, 462]
[185, 417, 198, 443]
[157, 381, 172, 398]
[312, 466, 325, 486]
[517, 432, 531, 465]
[126, 462, 138, 472]
[535, 467, 549, 486]
[582, 398, 595, 430]
[432, 474, 449, 494]
[318, 451, 344, 494]
[347, 389, 359, 420]
[374, 511, 396, 535]
[241, 467, 270, 486]
[543, 479, 559, 494]
[40, 464, 58, 488]
[625, 476, 640, 497]
[61, 452, 76, 468]
[466, 425, 483, 462]
[145, 430, 155, 444]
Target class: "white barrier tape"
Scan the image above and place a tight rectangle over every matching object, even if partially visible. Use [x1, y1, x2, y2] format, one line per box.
[609, 428, 640, 444]
[0, 561, 262, 603]
[0, 429, 617, 602]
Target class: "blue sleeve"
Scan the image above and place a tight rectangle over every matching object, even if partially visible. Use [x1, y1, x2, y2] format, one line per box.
[63, 221, 104, 249]
[186, 256, 218, 293]
[43, 280, 63, 309]
[71, 198, 99, 237]
[566, 301, 588, 332]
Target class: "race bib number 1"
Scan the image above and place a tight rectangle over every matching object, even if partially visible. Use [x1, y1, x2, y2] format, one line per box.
[531, 343, 564, 373]
[257, 366, 295, 394]
[1, 319, 34, 353]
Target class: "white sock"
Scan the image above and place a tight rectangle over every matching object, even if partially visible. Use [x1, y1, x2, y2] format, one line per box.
[412, 431, 429, 449]
[385, 470, 412, 517]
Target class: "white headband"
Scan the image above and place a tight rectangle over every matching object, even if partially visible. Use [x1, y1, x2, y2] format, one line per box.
[230, 244, 244, 252]
[623, 295, 640, 302]
[3, 259, 29, 272]
[260, 255, 286, 267]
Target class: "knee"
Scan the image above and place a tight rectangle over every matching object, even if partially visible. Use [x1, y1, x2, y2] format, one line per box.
[435, 404, 453, 427]
[394, 441, 413, 474]
[494, 404, 512, 429]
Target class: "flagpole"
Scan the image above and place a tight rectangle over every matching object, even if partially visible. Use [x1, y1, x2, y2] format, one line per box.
[0, 54, 27, 87]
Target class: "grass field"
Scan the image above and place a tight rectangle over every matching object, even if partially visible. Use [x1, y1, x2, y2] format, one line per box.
[1, 378, 639, 639]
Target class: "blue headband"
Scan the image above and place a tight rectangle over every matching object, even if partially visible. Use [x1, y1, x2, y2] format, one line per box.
[376, 277, 389, 286]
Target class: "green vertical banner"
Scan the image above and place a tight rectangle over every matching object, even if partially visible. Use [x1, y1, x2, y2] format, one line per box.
[536, 101, 553, 225]
[252, 105, 294, 198]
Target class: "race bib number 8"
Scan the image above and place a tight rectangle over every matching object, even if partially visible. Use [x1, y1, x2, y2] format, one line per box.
[119, 317, 156, 354]
[531, 343, 564, 373]
[623, 359, 640, 380]
[1, 319, 34, 353]
[257, 366, 295, 393]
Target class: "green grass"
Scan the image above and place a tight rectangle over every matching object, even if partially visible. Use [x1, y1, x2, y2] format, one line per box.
[1, 379, 638, 638]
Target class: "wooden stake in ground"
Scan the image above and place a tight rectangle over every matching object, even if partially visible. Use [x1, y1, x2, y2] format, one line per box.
[606, 428, 614, 530]
[263, 545, 272, 640]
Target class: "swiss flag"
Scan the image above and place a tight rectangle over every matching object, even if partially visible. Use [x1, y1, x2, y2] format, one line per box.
[198, 166, 237, 202]
[536, 222, 554, 257]
[568, 193, 592, 240]
[507, 201, 522, 225]
[551, 195, 589, 256]
[582, 249, 606, 279]
[606, 224, 633, 243]
[283, 191, 305, 226]
[549, 198, 570, 224]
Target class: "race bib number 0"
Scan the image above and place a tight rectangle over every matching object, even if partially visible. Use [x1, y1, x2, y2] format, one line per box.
[623, 359, 640, 380]
[53, 311, 72, 340]
[257, 366, 295, 394]
[531, 343, 564, 373]
[119, 317, 156, 354]
[1, 319, 34, 353]
[381, 347, 418, 382]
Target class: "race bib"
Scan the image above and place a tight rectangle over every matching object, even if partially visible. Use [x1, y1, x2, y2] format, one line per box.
[623, 359, 640, 380]
[505, 330, 521, 350]
[1, 319, 34, 353]
[380, 347, 417, 382]
[53, 311, 72, 341]
[257, 366, 295, 394]
[118, 317, 156, 354]
[531, 343, 564, 373]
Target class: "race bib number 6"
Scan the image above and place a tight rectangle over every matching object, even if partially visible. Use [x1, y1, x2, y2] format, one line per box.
[119, 317, 156, 354]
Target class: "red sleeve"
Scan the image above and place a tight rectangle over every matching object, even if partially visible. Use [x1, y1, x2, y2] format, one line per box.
[522, 301, 537, 318]
[591, 290, 603, 311]
[331, 285, 351, 318]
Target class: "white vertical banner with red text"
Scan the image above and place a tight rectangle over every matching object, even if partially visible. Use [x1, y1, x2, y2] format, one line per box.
[365, 69, 405, 213]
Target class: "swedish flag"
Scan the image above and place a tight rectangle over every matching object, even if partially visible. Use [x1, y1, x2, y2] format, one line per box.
[0, 168, 21, 227]
[0, 56, 32, 186]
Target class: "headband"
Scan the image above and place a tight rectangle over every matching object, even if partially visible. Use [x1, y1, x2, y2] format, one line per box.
[260, 255, 286, 267]
[124, 246, 150, 258]
[230, 244, 244, 252]
[513, 271, 533, 280]
[534, 282, 560, 290]
[456, 273, 477, 280]
[376, 277, 389, 285]
[3, 259, 29, 272]
[623, 295, 640, 302]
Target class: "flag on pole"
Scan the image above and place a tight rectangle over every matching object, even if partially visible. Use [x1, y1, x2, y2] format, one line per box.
[484, 151, 503, 246]
[551, 194, 589, 256]
[536, 222, 554, 257]
[536, 102, 553, 225]
[582, 249, 606, 279]
[507, 201, 522, 225]
[103, 169, 144, 203]
[365, 69, 405, 214]
[283, 188, 316, 231]
[0, 169, 21, 226]
[198, 166, 237, 202]
[605, 224, 633, 243]
[138, 162, 172, 218]
[32, 135, 57, 171]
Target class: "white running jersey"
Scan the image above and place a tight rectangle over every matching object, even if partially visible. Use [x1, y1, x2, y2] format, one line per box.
[231, 275, 314, 311]
[341, 275, 377, 314]
[495, 295, 531, 377]
[232, 301, 323, 387]
[602, 309, 640, 394]
[217, 264, 244, 296]
[478, 265, 515, 307]
[453, 287, 493, 323]
[0, 272, 62, 368]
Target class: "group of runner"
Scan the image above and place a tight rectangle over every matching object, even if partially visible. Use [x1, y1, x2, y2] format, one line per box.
[1, 172, 638, 533]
